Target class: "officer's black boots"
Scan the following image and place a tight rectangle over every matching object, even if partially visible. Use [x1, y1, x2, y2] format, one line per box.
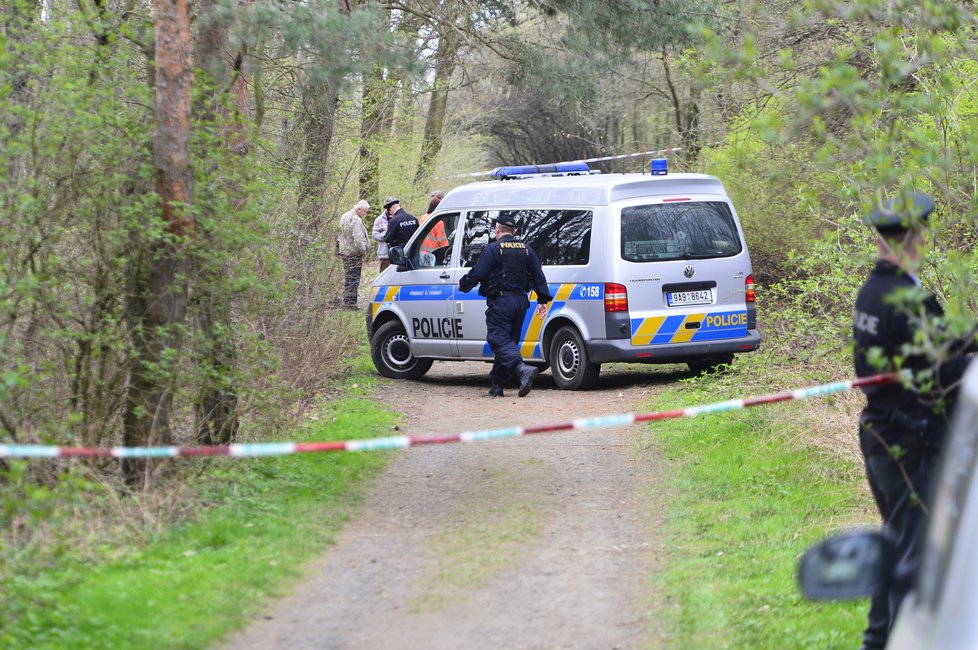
[488, 382, 505, 397]
[517, 364, 539, 398]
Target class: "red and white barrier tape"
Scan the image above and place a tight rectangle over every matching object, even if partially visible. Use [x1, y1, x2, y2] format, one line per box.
[0, 374, 895, 459]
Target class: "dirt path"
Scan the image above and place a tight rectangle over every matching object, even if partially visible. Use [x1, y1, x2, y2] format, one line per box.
[221, 361, 683, 650]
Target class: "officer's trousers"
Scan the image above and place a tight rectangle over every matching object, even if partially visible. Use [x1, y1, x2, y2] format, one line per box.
[860, 448, 937, 650]
[485, 294, 529, 384]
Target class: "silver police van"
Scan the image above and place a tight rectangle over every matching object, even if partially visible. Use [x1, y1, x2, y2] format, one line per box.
[366, 161, 760, 390]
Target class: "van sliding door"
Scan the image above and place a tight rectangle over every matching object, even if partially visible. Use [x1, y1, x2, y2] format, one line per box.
[395, 212, 461, 358]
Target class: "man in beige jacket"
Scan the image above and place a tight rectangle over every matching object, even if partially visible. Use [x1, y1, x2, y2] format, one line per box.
[337, 200, 371, 309]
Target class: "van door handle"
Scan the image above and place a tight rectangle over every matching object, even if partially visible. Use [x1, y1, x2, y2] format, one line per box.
[439, 272, 451, 279]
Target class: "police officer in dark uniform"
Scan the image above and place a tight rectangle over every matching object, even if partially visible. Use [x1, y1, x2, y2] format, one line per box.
[853, 192, 974, 650]
[458, 214, 552, 397]
[382, 197, 419, 250]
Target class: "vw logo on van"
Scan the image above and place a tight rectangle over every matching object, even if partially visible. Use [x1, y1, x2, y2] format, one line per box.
[683, 265, 695, 278]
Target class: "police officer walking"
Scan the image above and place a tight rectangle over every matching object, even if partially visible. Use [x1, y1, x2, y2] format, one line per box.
[382, 197, 419, 250]
[459, 214, 552, 397]
[853, 192, 974, 650]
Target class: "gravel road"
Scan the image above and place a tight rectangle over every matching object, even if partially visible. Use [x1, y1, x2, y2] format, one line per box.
[221, 361, 684, 650]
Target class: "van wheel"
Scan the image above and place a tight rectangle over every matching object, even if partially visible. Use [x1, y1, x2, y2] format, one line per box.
[371, 321, 433, 380]
[687, 354, 734, 375]
[549, 326, 600, 390]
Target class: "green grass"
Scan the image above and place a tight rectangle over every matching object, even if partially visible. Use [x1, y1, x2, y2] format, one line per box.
[646, 378, 873, 649]
[1, 372, 397, 650]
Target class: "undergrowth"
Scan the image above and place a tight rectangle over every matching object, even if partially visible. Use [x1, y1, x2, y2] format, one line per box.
[647, 350, 878, 649]
[0, 347, 397, 649]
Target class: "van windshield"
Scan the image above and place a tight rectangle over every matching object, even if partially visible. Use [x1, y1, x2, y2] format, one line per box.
[620, 201, 742, 262]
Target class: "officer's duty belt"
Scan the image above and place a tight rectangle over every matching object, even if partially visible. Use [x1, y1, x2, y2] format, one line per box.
[492, 290, 526, 298]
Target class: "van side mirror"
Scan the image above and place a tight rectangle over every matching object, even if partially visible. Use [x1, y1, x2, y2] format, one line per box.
[797, 530, 890, 600]
[388, 246, 407, 268]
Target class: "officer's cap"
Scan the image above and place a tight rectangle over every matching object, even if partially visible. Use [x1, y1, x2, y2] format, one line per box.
[493, 214, 517, 228]
[865, 192, 935, 235]
[383, 196, 400, 210]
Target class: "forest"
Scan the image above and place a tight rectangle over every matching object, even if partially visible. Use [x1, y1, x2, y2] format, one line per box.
[3, 0, 978, 645]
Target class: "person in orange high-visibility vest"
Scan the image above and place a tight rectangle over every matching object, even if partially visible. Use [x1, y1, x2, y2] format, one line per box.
[420, 192, 449, 254]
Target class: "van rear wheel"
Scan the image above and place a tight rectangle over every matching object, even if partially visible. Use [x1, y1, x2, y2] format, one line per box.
[549, 326, 600, 390]
[687, 354, 734, 375]
[371, 321, 433, 380]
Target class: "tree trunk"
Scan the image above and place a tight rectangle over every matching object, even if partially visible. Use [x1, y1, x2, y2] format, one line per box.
[191, 0, 249, 445]
[297, 80, 341, 230]
[662, 48, 701, 166]
[253, 38, 266, 128]
[414, 32, 456, 185]
[681, 85, 702, 164]
[122, 0, 194, 488]
[357, 4, 391, 210]
[296, 0, 354, 230]
[359, 66, 387, 210]
[389, 10, 422, 146]
[3, 0, 37, 176]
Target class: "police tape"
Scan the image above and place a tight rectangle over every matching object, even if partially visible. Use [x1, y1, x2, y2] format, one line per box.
[0, 373, 895, 459]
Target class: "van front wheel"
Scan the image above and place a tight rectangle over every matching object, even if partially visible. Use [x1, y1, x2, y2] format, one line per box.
[371, 321, 433, 380]
[549, 326, 600, 390]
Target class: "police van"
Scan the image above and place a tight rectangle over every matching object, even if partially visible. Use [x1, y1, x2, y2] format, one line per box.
[366, 160, 760, 390]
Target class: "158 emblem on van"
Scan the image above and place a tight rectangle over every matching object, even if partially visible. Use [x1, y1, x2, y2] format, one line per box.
[683, 265, 695, 278]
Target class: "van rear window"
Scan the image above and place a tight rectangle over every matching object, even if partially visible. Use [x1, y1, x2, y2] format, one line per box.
[620, 202, 742, 262]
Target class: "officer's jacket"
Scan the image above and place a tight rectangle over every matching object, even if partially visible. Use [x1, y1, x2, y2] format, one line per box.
[458, 235, 552, 303]
[853, 259, 973, 456]
[383, 209, 419, 248]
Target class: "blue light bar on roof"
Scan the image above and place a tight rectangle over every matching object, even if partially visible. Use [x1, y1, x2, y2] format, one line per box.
[650, 158, 668, 175]
[490, 162, 591, 179]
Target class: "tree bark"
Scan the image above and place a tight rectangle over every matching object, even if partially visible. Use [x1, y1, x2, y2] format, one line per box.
[414, 31, 456, 185]
[296, 0, 355, 230]
[297, 80, 341, 230]
[3, 0, 37, 174]
[191, 0, 249, 445]
[662, 48, 700, 165]
[357, 4, 392, 210]
[360, 67, 394, 209]
[122, 0, 194, 488]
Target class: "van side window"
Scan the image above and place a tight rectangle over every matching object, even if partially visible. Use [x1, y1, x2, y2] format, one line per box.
[407, 212, 459, 268]
[620, 202, 742, 262]
[461, 211, 494, 267]
[461, 209, 593, 267]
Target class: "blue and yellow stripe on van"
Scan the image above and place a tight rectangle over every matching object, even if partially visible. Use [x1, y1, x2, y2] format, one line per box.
[477, 283, 586, 360]
[516, 282, 578, 358]
[372, 283, 602, 361]
[630, 311, 748, 346]
[373, 284, 748, 349]
[371, 285, 402, 319]
[373, 283, 600, 310]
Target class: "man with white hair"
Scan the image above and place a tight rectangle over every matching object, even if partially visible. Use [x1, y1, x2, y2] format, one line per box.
[337, 199, 371, 310]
